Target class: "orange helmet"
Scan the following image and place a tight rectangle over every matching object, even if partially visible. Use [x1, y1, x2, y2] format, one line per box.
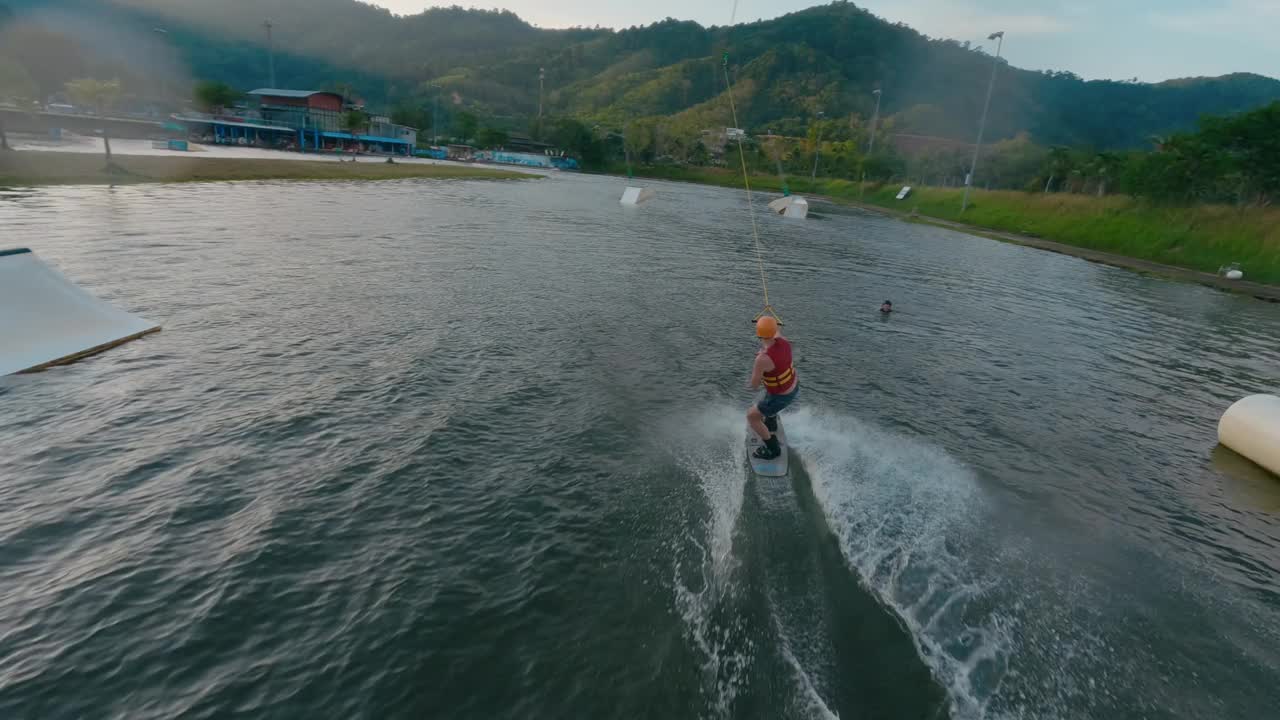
[755, 315, 778, 339]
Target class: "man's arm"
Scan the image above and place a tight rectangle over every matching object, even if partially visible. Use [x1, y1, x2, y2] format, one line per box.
[749, 352, 774, 390]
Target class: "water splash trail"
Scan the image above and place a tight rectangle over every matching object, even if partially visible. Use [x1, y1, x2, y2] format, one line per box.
[670, 404, 755, 718]
[785, 406, 1010, 719]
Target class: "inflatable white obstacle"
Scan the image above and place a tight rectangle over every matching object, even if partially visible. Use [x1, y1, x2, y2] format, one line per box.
[0, 248, 160, 375]
[767, 195, 809, 219]
[619, 186, 655, 205]
[1218, 395, 1280, 477]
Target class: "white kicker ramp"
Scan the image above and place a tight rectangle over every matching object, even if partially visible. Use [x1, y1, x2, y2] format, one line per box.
[768, 196, 809, 219]
[1219, 394, 1280, 477]
[620, 186, 655, 205]
[0, 248, 160, 375]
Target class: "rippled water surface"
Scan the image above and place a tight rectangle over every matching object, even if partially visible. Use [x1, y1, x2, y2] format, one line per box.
[2, 174, 1278, 719]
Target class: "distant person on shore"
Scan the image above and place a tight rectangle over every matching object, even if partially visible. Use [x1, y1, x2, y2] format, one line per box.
[880, 300, 893, 314]
[748, 316, 798, 460]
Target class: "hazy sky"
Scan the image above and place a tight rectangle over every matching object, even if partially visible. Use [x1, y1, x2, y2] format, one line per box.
[370, 0, 1279, 82]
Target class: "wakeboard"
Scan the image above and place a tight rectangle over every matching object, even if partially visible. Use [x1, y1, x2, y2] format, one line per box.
[747, 417, 789, 477]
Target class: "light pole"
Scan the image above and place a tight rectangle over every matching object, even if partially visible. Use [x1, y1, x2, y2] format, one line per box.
[962, 31, 1004, 212]
[810, 110, 825, 182]
[152, 27, 168, 108]
[263, 20, 277, 88]
[768, 128, 790, 195]
[623, 121, 632, 179]
[536, 66, 545, 139]
[867, 88, 882, 155]
[860, 89, 882, 198]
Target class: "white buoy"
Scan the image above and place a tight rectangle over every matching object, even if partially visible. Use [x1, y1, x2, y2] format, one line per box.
[620, 186, 655, 205]
[1226, 270, 1244, 281]
[0, 248, 160, 375]
[767, 196, 809, 219]
[1218, 395, 1280, 477]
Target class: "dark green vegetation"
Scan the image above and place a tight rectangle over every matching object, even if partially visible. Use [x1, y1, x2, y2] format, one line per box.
[192, 81, 241, 112]
[341, 108, 371, 137]
[1120, 103, 1280, 205]
[0, 151, 529, 185]
[896, 102, 1280, 205]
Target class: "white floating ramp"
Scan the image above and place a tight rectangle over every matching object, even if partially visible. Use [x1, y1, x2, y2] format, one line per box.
[767, 195, 809, 219]
[0, 248, 160, 375]
[1219, 395, 1280, 477]
[620, 186, 655, 205]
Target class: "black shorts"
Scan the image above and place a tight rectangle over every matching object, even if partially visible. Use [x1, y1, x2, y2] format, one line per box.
[756, 385, 799, 417]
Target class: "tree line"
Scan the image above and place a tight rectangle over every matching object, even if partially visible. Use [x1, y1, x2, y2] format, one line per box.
[532, 100, 1280, 210]
[191, 76, 1280, 211]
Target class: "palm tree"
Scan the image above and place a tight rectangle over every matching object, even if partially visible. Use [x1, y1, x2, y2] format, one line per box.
[65, 78, 122, 167]
[0, 57, 38, 151]
[341, 109, 369, 155]
[1043, 146, 1071, 193]
[1091, 151, 1123, 197]
[193, 81, 240, 114]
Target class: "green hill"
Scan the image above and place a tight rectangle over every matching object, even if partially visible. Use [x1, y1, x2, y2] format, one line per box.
[3, 0, 1279, 150]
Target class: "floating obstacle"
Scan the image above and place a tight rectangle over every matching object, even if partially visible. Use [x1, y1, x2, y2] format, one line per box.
[1219, 263, 1245, 281]
[767, 195, 809, 219]
[1218, 395, 1280, 477]
[619, 186, 655, 205]
[0, 248, 160, 375]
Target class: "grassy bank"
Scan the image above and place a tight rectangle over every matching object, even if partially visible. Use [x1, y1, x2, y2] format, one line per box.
[859, 185, 1280, 285]
[608, 164, 1280, 286]
[0, 151, 531, 186]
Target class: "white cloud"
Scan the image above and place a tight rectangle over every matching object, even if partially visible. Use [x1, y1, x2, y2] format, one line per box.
[1150, 0, 1280, 34]
[862, 0, 1073, 41]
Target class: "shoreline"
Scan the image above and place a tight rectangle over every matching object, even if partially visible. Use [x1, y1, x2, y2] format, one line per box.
[0, 150, 533, 186]
[860, 204, 1280, 303]
[595, 167, 1280, 302]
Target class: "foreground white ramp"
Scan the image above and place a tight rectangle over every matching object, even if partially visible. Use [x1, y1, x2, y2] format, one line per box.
[0, 248, 160, 375]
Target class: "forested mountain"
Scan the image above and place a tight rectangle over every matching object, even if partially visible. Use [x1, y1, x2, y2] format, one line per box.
[2, 0, 1279, 151]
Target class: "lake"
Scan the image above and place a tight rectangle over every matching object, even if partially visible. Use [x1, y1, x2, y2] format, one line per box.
[1, 173, 1278, 719]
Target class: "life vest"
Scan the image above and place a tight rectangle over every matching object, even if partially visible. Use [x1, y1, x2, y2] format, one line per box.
[762, 338, 797, 395]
